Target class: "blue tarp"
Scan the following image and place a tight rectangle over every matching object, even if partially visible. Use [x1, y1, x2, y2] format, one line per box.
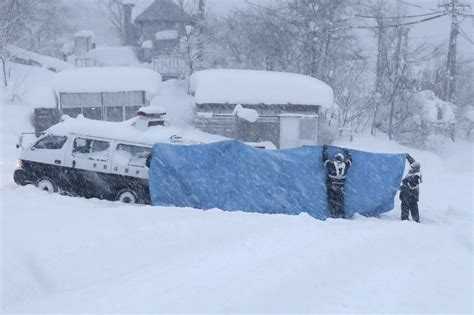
[149, 140, 406, 220]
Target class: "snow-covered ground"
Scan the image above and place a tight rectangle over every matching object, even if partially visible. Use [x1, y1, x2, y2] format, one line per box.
[1, 102, 472, 313]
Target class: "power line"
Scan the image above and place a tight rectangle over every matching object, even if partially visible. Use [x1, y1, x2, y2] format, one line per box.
[459, 25, 474, 44]
[399, 1, 440, 13]
[356, 11, 442, 19]
[354, 13, 447, 29]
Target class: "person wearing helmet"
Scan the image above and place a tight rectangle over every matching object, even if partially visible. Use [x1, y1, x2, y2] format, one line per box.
[399, 154, 422, 222]
[322, 145, 352, 218]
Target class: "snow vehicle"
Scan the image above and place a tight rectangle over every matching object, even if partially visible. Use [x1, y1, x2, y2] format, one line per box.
[13, 109, 227, 203]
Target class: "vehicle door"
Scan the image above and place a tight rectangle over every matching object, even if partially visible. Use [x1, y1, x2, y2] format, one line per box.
[111, 143, 151, 179]
[65, 137, 113, 196]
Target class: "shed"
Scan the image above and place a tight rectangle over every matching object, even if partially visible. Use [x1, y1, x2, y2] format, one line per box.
[190, 69, 334, 148]
[53, 67, 161, 122]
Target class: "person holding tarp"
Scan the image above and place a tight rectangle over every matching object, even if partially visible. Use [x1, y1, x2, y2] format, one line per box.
[322, 145, 352, 219]
[399, 154, 422, 222]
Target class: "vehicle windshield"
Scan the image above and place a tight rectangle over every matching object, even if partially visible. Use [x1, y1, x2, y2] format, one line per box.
[32, 134, 67, 150]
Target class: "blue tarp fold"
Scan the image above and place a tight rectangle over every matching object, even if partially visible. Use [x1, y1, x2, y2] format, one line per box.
[149, 141, 406, 220]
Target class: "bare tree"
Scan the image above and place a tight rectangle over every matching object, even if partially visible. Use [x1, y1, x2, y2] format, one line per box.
[0, 0, 38, 87]
[100, 0, 128, 45]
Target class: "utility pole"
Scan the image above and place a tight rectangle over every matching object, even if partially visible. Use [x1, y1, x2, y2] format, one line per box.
[438, 0, 471, 102]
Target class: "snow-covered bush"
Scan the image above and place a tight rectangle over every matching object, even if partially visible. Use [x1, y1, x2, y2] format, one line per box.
[395, 90, 456, 150]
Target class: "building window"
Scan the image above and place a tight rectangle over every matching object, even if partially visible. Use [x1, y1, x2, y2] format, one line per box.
[125, 106, 141, 120]
[63, 107, 82, 118]
[83, 107, 103, 120]
[106, 106, 124, 122]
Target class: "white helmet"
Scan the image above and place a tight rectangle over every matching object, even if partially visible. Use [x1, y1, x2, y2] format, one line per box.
[335, 153, 344, 162]
[411, 161, 420, 171]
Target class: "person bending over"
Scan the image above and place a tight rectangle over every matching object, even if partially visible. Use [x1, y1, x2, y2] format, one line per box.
[322, 145, 352, 219]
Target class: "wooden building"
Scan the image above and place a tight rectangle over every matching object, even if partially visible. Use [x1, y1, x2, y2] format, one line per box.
[190, 69, 334, 149]
[122, 0, 191, 78]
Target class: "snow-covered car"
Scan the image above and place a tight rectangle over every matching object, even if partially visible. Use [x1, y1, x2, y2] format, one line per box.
[14, 132, 153, 203]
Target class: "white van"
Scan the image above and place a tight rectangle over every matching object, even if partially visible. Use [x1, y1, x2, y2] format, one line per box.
[14, 132, 153, 203]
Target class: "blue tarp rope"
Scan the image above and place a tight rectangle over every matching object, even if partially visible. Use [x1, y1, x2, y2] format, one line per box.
[149, 141, 406, 220]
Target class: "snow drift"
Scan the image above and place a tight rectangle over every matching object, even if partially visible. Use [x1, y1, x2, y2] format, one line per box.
[149, 141, 406, 219]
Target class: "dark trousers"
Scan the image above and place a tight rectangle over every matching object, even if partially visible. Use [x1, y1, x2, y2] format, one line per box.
[401, 199, 419, 222]
[327, 182, 345, 218]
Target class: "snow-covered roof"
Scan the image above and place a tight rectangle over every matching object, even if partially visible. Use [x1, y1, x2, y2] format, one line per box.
[46, 115, 225, 145]
[74, 30, 95, 38]
[61, 43, 74, 54]
[190, 69, 334, 108]
[53, 67, 162, 96]
[84, 46, 139, 67]
[130, 0, 155, 23]
[8, 45, 72, 72]
[142, 40, 153, 49]
[132, 0, 191, 23]
[156, 30, 179, 41]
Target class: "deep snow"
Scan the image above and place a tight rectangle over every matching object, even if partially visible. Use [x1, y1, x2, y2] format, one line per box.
[1, 104, 472, 313]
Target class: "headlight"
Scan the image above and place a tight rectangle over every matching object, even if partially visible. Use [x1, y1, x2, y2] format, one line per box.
[16, 159, 22, 169]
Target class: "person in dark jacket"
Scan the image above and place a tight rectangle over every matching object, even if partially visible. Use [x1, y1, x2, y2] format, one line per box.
[399, 154, 422, 222]
[322, 145, 352, 219]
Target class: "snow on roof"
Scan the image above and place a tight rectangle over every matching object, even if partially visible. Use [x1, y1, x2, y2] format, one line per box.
[156, 30, 179, 40]
[8, 45, 72, 72]
[84, 46, 139, 67]
[142, 40, 153, 49]
[133, 0, 191, 23]
[131, 0, 155, 23]
[46, 115, 226, 145]
[53, 67, 162, 97]
[74, 30, 95, 38]
[61, 43, 74, 54]
[190, 69, 334, 108]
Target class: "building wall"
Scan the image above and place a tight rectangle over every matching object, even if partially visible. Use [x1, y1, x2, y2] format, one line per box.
[194, 103, 320, 148]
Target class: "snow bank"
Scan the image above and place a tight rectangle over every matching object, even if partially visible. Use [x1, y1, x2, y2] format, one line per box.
[7, 45, 73, 72]
[1, 63, 56, 107]
[84, 46, 139, 67]
[190, 69, 334, 108]
[53, 67, 162, 97]
[46, 115, 225, 146]
[1, 126, 472, 312]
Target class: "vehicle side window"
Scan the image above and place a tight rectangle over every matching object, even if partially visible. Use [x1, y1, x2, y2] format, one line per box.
[73, 138, 110, 159]
[33, 135, 67, 150]
[115, 144, 151, 167]
[72, 138, 91, 155]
